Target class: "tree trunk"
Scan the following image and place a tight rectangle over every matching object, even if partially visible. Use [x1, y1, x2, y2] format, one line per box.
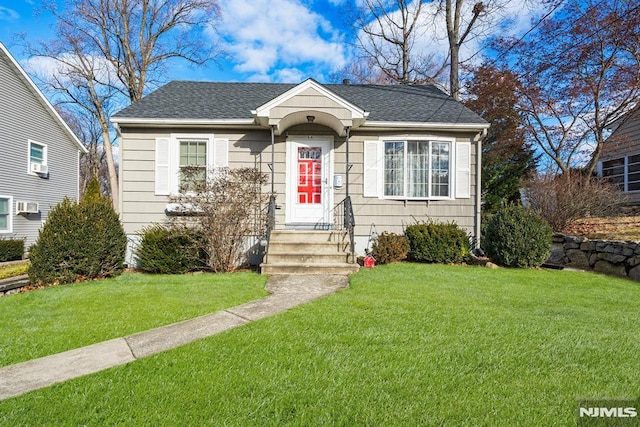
[98, 114, 119, 212]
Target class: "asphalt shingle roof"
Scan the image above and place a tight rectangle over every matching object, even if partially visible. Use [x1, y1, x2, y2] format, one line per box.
[112, 80, 486, 125]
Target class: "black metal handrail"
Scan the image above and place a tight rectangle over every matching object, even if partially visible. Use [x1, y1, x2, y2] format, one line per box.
[333, 196, 356, 263]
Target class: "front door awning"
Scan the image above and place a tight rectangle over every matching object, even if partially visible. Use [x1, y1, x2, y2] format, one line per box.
[252, 78, 368, 136]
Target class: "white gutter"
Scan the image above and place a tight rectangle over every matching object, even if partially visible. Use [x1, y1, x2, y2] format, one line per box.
[110, 117, 257, 127]
[110, 116, 491, 131]
[363, 121, 491, 131]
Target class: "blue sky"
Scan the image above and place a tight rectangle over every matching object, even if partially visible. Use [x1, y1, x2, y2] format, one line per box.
[0, 0, 354, 83]
[1, 0, 543, 85]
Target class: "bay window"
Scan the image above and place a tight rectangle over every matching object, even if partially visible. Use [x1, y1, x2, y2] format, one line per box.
[383, 140, 451, 199]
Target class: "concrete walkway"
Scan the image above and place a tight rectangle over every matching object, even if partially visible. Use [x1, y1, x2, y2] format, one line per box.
[0, 275, 348, 401]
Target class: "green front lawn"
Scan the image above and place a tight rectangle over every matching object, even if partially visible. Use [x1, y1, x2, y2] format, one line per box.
[1, 264, 639, 426]
[0, 272, 268, 367]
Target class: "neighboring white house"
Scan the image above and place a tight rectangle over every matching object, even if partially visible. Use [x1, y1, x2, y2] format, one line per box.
[112, 79, 489, 270]
[0, 42, 86, 249]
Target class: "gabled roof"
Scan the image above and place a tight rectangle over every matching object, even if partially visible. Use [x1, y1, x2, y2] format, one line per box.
[0, 42, 87, 153]
[112, 79, 488, 131]
[253, 78, 367, 120]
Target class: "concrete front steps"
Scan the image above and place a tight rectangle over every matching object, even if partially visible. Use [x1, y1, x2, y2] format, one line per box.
[261, 230, 360, 275]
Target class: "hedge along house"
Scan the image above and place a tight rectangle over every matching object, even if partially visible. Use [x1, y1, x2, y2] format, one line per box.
[111, 79, 489, 274]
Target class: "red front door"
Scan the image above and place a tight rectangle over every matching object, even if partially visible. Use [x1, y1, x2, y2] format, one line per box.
[287, 139, 332, 225]
[297, 147, 322, 204]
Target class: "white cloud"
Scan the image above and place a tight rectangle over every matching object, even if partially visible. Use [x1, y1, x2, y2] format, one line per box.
[0, 6, 19, 21]
[22, 55, 61, 80]
[23, 53, 118, 88]
[217, 0, 347, 81]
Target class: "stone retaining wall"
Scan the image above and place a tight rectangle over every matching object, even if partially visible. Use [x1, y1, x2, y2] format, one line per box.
[549, 234, 640, 281]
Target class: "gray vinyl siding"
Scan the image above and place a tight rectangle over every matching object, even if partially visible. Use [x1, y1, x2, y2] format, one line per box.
[601, 110, 640, 161]
[0, 50, 80, 248]
[599, 109, 640, 204]
[119, 125, 479, 256]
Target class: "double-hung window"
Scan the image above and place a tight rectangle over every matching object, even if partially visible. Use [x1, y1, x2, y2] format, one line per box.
[0, 196, 12, 233]
[383, 140, 451, 199]
[179, 140, 208, 192]
[154, 134, 229, 196]
[28, 140, 47, 174]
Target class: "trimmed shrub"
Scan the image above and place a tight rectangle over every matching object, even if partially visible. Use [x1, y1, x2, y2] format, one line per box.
[135, 224, 205, 274]
[405, 221, 471, 264]
[371, 232, 410, 264]
[28, 185, 127, 285]
[0, 238, 24, 262]
[483, 204, 553, 268]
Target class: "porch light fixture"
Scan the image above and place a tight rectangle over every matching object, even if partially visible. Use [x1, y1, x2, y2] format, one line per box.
[306, 115, 315, 123]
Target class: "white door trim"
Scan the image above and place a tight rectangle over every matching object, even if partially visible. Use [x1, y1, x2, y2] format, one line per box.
[285, 136, 334, 226]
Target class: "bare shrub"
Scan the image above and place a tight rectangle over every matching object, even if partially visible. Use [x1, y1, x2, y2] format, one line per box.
[522, 173, 626, 232]
[169, 167, 269, 273]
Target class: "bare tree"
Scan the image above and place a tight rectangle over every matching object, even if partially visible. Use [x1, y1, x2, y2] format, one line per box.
[437, 0, 486, 99]
[28, 0, 221, 210]
[499, 0, 640, 174]
[26, 29, 121, 205]
[351, 0, 446, 85]
[331, 56, 396, 85]
[58, 106, 111, 196]
[349, 0, 534, 99]
[170, 168, 269, 273]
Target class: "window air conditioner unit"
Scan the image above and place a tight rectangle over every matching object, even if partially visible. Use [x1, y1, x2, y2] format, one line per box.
[31, 163, 48, 175]
[16, 201, 39, 214]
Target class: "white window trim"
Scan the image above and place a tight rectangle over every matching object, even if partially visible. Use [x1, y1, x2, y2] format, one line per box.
[155, 133, 229, 197]
[600, 154, 640, 193]
[27, 140, 48, 176]
[173, 134, 213, 194]
[0, 195, 13, 234]
[379, 136, 456, 201]
[171, 133, 213, 195]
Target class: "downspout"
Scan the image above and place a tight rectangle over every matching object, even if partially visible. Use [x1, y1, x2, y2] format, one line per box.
[345, 126, 351, 197]
[475, 129, 486, 250]
[270, 125, 276, 194]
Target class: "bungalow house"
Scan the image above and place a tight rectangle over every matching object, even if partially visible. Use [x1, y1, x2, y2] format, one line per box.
[111, 79, 489, 273]
[0, 42, 86, 250]
[598, 106, 640, 205]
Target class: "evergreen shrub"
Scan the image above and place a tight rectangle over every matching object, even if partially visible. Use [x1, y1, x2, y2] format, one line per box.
[28, 179, 127, 285]
[135, 224, 205, 274]
[0, 238, 24, 262]
[405, 221, 471, 264]
[483, 204, 552, 268]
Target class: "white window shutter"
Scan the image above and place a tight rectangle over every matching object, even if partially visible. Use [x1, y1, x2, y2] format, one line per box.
[363, 141, 382, 198]
[155, 137, 171, 195]
[213, 138, 229, 170]
[455, 142, 471, 199]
